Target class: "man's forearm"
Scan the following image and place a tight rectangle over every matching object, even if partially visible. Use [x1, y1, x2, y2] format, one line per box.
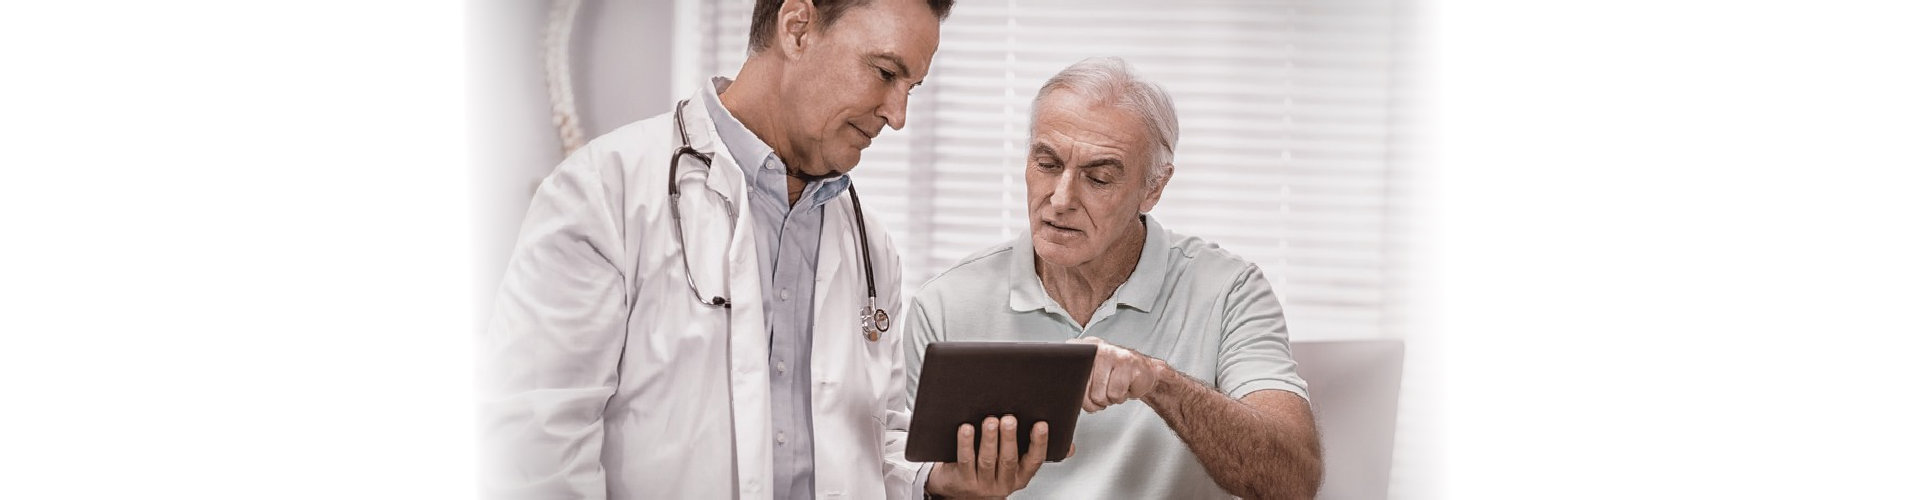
[1140, 363, 1322, 500]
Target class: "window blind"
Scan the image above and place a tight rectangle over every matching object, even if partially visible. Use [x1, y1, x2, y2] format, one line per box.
[688, 0, 1410, 342]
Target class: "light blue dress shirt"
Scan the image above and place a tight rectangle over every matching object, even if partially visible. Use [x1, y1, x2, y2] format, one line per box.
[701, 78, 850, 500]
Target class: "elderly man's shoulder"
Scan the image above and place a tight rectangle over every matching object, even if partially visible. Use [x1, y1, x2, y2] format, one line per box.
[1160, 227, 1269, 286]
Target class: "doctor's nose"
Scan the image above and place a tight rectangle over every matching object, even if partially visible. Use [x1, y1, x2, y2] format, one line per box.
[879, 88, 908, 131]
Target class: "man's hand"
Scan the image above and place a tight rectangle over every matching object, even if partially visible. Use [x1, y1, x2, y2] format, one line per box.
[1067, 337, 1168, 413]
[927, 415, 1051, 499]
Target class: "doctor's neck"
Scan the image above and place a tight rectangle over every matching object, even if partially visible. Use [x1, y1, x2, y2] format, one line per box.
[718, 62, 813, 207]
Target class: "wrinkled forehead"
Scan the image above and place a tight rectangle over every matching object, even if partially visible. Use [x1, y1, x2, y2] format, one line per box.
[1029, 89, 1153, 155]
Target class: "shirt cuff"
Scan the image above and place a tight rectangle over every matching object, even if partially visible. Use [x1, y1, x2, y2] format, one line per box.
[913, 462, 934, 498]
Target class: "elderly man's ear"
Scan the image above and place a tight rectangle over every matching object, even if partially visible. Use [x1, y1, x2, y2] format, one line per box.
[1140, 163, 1174, 214]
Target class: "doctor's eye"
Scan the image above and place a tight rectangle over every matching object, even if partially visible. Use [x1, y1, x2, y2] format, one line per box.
[877, 67, 898, 82]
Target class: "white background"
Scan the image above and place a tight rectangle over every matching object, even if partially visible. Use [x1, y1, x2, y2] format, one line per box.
[3, 1, 1917, 498]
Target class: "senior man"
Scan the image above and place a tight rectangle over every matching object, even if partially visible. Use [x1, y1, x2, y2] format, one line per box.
[901, 57, 1323, 499]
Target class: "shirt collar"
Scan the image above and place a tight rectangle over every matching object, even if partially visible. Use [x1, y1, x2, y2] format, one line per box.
[700, 76, 850, 210]
[1008, 214, 1169, 314]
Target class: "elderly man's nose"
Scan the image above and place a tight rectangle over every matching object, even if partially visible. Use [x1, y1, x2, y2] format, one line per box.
[1049, 174, 1078, 209]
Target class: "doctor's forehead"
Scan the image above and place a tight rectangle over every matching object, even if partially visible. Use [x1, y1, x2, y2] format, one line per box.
[831, 0, 941, 66]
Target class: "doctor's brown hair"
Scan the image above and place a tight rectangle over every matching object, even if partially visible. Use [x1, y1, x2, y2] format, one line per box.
[746, 0, 956, 53]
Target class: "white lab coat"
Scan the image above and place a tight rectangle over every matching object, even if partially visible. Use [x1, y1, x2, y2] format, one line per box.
[480, 92, 916, 499]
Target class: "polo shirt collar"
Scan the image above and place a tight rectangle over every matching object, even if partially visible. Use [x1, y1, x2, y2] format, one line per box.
[1007, 214, 1169, 315]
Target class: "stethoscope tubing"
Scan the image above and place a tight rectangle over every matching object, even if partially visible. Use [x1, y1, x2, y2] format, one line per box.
[669, 99, 888, 337]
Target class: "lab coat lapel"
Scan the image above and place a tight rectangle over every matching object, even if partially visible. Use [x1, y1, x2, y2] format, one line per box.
[824, 193, 869, 346]
[811, 194, 855, 496]
[681, 95, 775, 499]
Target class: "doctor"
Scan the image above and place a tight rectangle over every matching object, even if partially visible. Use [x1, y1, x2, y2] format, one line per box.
[481, 0, 1046, 499]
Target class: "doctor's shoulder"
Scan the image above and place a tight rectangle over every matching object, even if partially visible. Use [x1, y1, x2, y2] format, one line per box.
[535, 112, 685, 202]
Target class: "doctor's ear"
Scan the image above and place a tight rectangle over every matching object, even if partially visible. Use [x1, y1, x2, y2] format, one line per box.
[775, 0, 817, 57]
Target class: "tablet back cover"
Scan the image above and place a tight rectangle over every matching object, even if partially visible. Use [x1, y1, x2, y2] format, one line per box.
[905, 341, 1096, 462]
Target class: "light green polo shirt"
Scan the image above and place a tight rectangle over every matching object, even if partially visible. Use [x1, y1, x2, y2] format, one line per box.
[902, 214, 1309, 499]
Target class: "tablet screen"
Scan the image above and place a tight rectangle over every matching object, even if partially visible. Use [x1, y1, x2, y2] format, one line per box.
[905, 341, 1096, 463]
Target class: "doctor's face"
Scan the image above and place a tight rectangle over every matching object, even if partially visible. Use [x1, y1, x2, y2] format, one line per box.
[781, 0, 940, 179]
[1026, 90, 1167, 270]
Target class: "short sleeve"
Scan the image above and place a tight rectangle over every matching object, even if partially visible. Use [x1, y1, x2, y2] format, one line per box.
[1215, 265, 1310, 401]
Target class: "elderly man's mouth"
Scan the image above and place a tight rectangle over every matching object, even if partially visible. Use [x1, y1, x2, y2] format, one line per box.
[1041, 221, 1083, 234]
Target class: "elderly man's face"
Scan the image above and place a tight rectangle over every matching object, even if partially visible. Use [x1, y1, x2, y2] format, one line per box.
[780, 0, 940, 178]
[1026, 90, 1167, 270]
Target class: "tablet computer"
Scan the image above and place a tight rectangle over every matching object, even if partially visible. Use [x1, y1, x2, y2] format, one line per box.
[905, 341, 1097, 463]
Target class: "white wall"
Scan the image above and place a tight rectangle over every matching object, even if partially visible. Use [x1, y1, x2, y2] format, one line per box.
[469, 0, 679, 319]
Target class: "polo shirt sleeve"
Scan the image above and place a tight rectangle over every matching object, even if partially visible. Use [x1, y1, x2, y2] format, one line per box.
[1215, 264, 1310, 402]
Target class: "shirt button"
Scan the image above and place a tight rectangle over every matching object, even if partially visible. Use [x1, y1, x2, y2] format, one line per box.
[776, 432, 787, 445]
[780, 288, 791, 301]
[776, 361, 787, 374]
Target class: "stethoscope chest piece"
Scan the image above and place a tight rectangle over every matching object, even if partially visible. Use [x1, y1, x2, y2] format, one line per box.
[861, 303, 890, 342]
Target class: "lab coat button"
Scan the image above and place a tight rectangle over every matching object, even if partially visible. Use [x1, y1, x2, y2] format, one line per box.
[779, 288, 790, 300]
[776, 432, 787, 445]
[776, 361, 787, 374]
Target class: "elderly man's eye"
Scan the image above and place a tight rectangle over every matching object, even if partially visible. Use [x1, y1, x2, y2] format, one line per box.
[1034, 161, 1061, 171]
[877, 68, 897, 82]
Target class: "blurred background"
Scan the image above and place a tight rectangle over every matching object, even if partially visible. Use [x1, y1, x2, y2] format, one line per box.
[3, 1, 1917, 498]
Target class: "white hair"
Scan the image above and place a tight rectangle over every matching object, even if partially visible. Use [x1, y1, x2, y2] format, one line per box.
[1031, 57, 1180, 187]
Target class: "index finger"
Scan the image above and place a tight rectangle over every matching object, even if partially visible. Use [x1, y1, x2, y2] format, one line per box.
[1023, 421, 1049, 471]
[1084, 348, 1113, 411]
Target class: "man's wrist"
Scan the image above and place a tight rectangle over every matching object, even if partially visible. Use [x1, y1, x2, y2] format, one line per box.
[1144, 358, 1183, 406]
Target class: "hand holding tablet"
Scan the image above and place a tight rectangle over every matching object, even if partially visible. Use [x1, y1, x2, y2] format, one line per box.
[907, 342, 1097, 498]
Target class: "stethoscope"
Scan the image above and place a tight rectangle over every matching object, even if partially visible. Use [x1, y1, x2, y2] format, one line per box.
[668, 99, 891, 342]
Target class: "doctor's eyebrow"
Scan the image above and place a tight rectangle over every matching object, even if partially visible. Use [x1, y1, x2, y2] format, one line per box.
[867, 52, 923, 85]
